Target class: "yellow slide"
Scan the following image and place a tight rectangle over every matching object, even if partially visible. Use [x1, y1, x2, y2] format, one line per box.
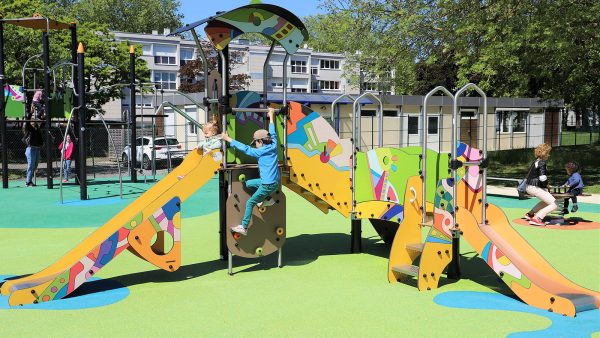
[455, 181, 600, 316]
[1, 149, 222, 305]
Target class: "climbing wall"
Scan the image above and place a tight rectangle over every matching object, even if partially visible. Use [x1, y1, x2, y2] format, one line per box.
[226, 168, 286, 258]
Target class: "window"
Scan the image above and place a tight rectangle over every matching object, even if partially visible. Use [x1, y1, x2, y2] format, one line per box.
[496, 110, 528, 133]
[408, 116, 419, 135]
[180, 48, 194, 66]
[383, 110, 398, 117]
[136, 138, 150, 146]
[318, 80, 340, 91]
[291, 60, 307, 74]
[319, 59, 340, 70]
[428, 116, 438, 135]
[153, 44, 177, 65]
[154, 56, 176, 65]
[360, 110, 376, 117]
[291, 88, 307, 93]
[185, 107, 198, 135]
[154, 71, 177, 90]
[363, 82, 378, 91]
[142, 44, 152, 56]
[311, 81, 319, 91]
[311, 67, 319, 75]
[513, 112, 527, 132]
[271, 82, 283, 88]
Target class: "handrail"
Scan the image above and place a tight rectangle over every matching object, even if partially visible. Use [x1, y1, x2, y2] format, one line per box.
[352, 92, 383, 149]
[151, 100, 205, 179]
[330, 94, 355, 134]
[452, 83, 487, 224]
[191, 29, 210, 122]
[422, 86, 454, 225]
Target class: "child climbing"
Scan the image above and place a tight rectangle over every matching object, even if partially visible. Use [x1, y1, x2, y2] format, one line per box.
[221, 108, 280, 236]
[196, 122, 222, 154]
[561, 162, 584, 213]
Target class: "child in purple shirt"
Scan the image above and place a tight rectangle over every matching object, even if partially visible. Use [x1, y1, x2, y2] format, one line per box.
[561, 162, 584, 213]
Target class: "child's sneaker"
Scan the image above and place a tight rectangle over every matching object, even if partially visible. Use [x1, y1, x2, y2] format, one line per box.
[571, 204, 578, 212]
[230, 225, 247, 236]
[562, 208, 569, 215]
[524, 213, 534, 221]
[257, 197, 275, 208]
[529, 217, 545, 226]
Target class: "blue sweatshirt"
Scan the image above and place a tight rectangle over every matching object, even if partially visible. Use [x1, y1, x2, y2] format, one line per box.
[564, 172, 584, 190]
[229, 123, 280, 184]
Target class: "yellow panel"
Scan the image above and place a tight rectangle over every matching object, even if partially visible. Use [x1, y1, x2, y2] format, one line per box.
[416, 242, 451, 291]
[287, 148, 351, 217]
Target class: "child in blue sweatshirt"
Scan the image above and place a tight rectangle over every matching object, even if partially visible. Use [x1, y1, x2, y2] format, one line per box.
[562, 162, 584, 213]
[221, 108, 280, 235]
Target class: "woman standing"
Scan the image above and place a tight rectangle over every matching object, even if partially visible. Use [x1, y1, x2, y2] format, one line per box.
[524, 143, 557, 226]
[23, 119, 44, 187]
[59, 134, 74, 183]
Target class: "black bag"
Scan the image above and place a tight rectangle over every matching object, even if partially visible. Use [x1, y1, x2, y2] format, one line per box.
[517, 162, 535, 195]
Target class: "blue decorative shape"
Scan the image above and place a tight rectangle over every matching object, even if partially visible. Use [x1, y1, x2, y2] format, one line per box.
[0, 275, 129, 310]
[434, 291, 600, 337]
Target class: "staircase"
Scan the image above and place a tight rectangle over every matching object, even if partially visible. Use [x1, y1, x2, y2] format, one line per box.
[388, 176, 453, 291]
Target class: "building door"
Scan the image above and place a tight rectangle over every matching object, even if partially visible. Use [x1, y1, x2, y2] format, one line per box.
[426, 115, 440, 151]
[460, 110, 478, 148]
[164, 108, 175, 137]
[403, 115, 421, 147]
[544, 109, 560, 146]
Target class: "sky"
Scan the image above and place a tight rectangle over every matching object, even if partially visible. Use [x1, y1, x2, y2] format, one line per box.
[178, 0, 325, 23]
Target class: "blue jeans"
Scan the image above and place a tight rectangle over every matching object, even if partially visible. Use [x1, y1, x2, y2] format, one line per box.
[63, 159, 72, 180]
[25, 146, 41, 184]
[241, 178, 279, 228]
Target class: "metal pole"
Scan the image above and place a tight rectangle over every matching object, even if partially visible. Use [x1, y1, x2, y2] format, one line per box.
[77, 43, 87, 200]
[90, 107, 123, 199]
[129, 45, 137, 182]
[190, 29, 209, 123]
[59, 108, 76, 203]
[422, 86, 454, 226]
[263, 42, 275, 109]
[282, 53, 289, 107]
[42, 29, 53, 189]
[331, 94, 355, 134]
[0, 18, 8, 189]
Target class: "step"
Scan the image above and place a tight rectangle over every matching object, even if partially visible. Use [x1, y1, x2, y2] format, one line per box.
[391, 264, 419, 277]
[419, 221, 433, 227]
[405, 243, 425, 252]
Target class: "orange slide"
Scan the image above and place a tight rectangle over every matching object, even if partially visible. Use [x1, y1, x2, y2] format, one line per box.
[455, 180, 600, 316]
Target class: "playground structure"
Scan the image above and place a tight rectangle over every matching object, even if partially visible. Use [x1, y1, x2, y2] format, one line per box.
[0, 3, 598, 317]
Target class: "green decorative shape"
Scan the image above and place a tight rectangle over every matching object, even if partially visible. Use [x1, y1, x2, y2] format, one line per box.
[149, 216, 162, 232]
[249, 0, 262, 4]
[38, 270, 70, 302]
[124, 212, 144, 230]
[501, 271, 532, 290]
[354, 152, 375, 202]
[239, 174, 246, 182]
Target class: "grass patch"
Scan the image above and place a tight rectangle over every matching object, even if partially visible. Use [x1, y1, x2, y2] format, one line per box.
[488, 144, 600, 193]
[560, 130, 600, 146]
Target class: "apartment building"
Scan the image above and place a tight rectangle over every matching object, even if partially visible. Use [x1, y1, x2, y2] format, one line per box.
[107, 30, 562, 153]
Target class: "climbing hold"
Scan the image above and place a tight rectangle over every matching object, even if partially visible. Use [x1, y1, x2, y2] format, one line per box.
[275, 227, 284, 236]
[238, 174, 246, 182]
[233, 232, 241, 240]
[255, 247, 263, 256]
[258, 206, 267, 213]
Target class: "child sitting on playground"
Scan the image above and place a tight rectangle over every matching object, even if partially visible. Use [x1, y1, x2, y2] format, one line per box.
[221, 108, 279, 236]
[196, 122, 222, 154]
[561, 162, 584, 213]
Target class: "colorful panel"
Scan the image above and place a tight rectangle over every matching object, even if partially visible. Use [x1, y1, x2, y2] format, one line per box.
[204, 5, 308, 54]
[286, 102, 352, 173]
[426, 178, 454, 244]
[4, 85, 25, 118]
[481, 241, 532, 289]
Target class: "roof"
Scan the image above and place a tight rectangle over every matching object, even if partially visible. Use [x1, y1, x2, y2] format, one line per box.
[1, 17, 72, 30]
[267, 93, 374, 105]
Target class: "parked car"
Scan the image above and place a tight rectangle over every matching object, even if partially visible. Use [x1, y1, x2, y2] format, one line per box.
[122, 136, 184, 170]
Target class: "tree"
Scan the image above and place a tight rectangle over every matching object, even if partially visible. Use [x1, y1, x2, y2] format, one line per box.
[72, 0, 183, 34]
[178, 41, 250, 93]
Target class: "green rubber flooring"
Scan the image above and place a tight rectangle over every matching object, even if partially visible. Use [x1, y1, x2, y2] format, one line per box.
[0, 179, 598, 337]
